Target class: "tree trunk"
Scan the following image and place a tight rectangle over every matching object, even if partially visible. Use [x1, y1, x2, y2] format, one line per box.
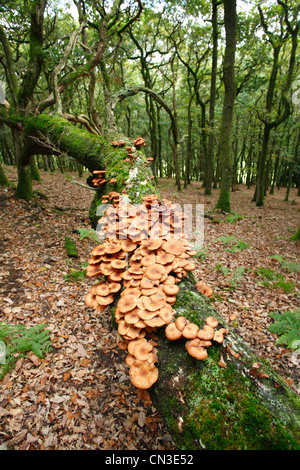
[205, 0, 219, 196]
[0, 162, 12, 187]
[215, 0, 237, 212]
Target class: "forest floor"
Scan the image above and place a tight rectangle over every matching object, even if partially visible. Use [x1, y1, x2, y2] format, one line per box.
[0, 166, 299, 451]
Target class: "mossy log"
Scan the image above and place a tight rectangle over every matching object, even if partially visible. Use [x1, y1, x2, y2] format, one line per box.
[7, 113, 158, 227]
[151, 274, 300, 450]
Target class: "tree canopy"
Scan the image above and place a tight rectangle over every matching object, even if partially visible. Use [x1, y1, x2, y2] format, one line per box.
[0, 0, 299, 208]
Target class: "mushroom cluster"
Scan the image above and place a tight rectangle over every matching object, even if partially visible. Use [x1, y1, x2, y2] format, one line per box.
[133, 136, 146, 149]
[92, 170, 107, 187]
[165, 315, 228, 362]
[85, 192, 202, 390]
[195, 280, 213, 298]
[111, 140, 126, 147]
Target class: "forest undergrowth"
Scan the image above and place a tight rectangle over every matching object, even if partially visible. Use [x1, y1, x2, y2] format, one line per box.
[0, 166, 299, 450]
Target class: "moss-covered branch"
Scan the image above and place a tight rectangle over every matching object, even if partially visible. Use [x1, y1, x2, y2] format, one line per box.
[152, 275, 300, 450]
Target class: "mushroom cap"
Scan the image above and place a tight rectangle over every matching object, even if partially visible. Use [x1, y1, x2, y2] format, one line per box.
[162, 275, 176, 285]
[186, 343, 208, 361]
[165, 322, 182, 340]
[120, 287, 141, 298]
[144, 315, 166, 328]
[132, 340, 153, 360]
[182, 322, 199, 339]
[111, 259, 127, 269]
[124, 310, 141, 325]
[162, 239, 185, 256]
[156, 252, 175, 265]
[141, 295, 165, 312]
[108, 282, 121, 293]
[175, 316, 188, 331]
[213, 330, 224, 344]
[86, 264, 102, 277]
[140, 287, 158, 296]
[162, 284, 180, 296]
[93, 283, 110, 296]
[144, 263, 167, 281]
[158, 306, 174, 324]
[96, 294, 114, 305]
[140, 276, 158, 289]
[129, 363, 159, 389]
[85, 292, 98, 308]
[91, 245, 106, 257]
[118, 294, 138, 313]
[128, 338, 146, 356]
[197, 325, 214, 340]
[141, 253, 156, 267]
[138, 309, 158, 321]
[205, 316, 219, 328]
[121, 239, 137, 252]
[142, 238, 163, 251]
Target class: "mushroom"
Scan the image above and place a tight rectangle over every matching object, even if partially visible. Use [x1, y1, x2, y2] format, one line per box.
[118, 294, 138, 313]
[195, 281, 213, 297]
[197, 324, 215, 340]
[213, 330, 224, 344]
[182, 322, 199, 339]
[132, 340, 154, 361]
[84, 292, 98, 308]
[96, 294, 115, 306]
[165, 322, 182, 341]
[108, 282, 121, 293]
[175, 316, 188, 331]
[185, 339, 208, 361]
[205, 316, 219, 328]
[162, 239, 185, 256]
[93, 283, 110, 296]
[129, 363, 158, 389]
[162, 284, 180, 296]
[144, 263, 166, 281]
[111, 259, 127, 270]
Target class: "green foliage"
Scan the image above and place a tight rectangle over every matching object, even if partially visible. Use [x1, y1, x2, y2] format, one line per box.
[255, 267, 295, 293]
[194, 244, 210, 260]
[64, 236, 78, 257]
[0, 323, 52, 379]
[77, 227, 101, 243]
[290, 228, 300, 241]
[270, 255, 300, 273]
[223, 212, 244, 223]
[214, 263, 245, 287]
[64, 262, 88, 282]
[268, 310, 300, 350]
[216, 236, 249, 252]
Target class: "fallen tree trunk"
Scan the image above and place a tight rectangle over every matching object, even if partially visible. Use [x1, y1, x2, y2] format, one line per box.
[2, 111, 300, 450]
[152, 274, 300, 450]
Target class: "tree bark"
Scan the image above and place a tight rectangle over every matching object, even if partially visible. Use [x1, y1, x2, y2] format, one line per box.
[215, 0, 237, 212]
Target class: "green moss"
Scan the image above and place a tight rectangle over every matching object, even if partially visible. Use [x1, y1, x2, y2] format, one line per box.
[151, 276, 300, 450]
[215, 188, 231, 213]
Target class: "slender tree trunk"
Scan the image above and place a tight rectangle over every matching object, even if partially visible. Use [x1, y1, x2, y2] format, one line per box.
[215, 0, 237, 212]
[30, 155, 41, 181]
[205, 0, 219, 195]
[0, 162, 12, 186]
[285, 130, 300, 201]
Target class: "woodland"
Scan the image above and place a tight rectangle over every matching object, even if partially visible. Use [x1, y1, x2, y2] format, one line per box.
[0, 0, 300, 452]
